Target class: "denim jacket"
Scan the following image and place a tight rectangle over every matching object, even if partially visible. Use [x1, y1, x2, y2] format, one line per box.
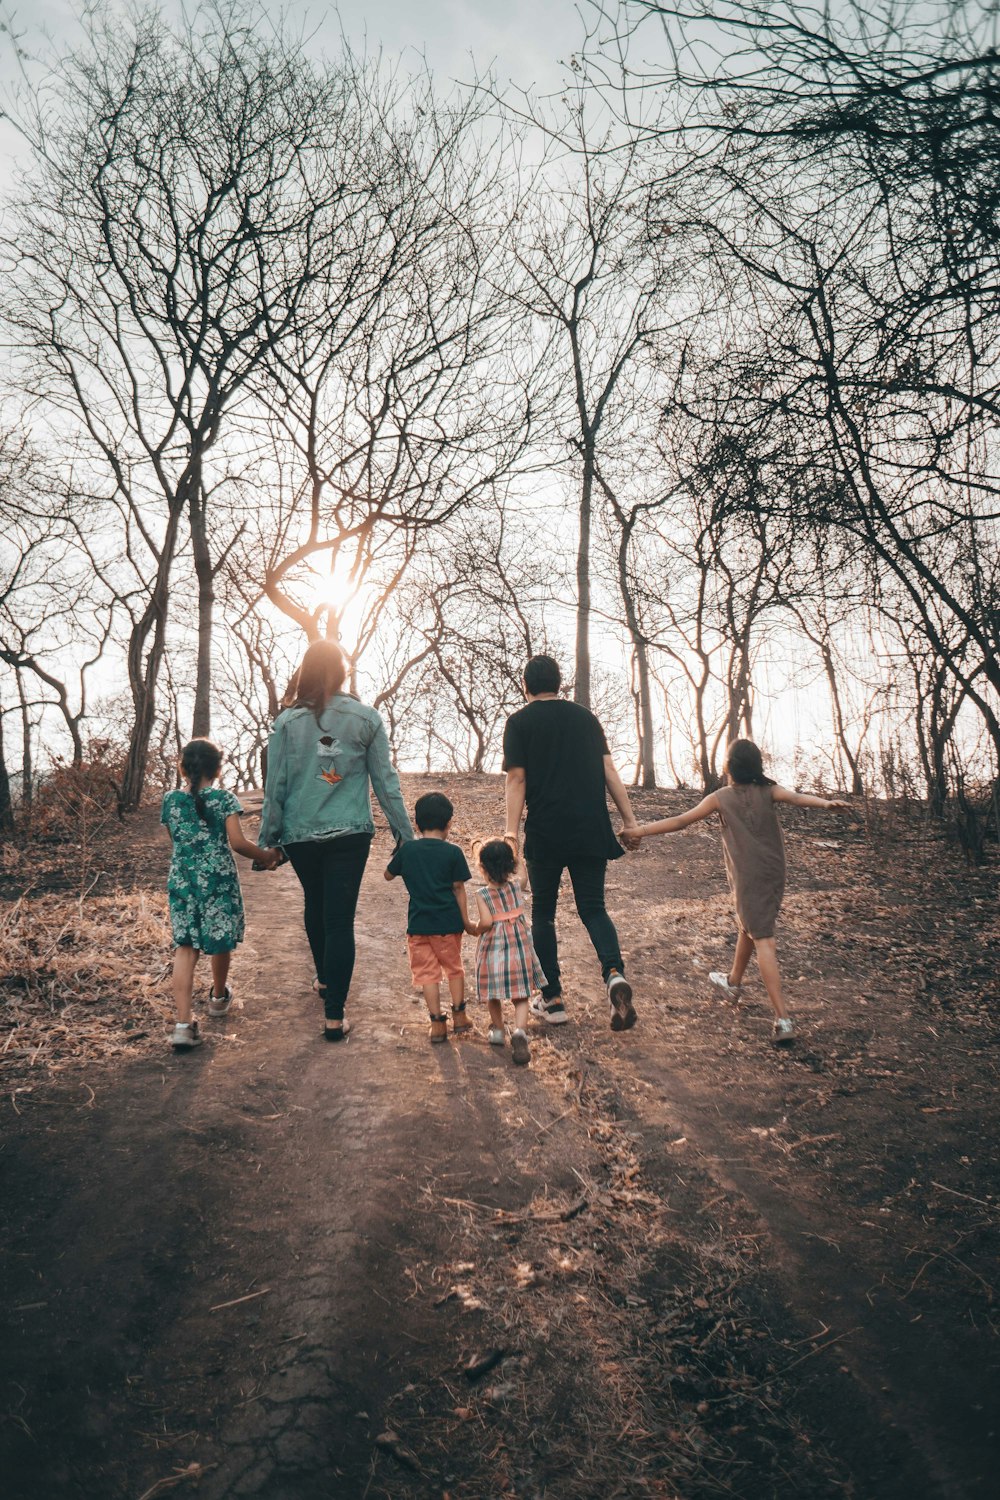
[259, 696, 414, 848]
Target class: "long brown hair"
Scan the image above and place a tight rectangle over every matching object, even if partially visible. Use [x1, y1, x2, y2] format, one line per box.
[180, 738, 223, 821]
[724, 738, 775, 787]
[282, 640, 347, 719]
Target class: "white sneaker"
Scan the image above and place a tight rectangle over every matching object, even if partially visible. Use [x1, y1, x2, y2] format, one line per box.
[171, 1021, 202, 1051]
[511, 1029, 531, 1066]
[488, 1026, 505, 1046]
[528, 996, 568, 1025]
[709, 971, 741, 1002]
[772, 1017, 795, 1047]
[207, 985, 232, 1017]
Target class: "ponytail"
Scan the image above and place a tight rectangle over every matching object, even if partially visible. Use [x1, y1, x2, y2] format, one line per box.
[724, 739, 775, 787]
[180, 738, 224, 820]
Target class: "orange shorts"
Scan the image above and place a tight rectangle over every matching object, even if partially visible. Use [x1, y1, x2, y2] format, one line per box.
[407, 932, 464, 986]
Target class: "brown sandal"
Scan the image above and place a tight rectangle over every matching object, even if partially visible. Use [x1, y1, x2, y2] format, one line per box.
[429, 1013, 449, 1044]
[451, 1001, 474, 1036]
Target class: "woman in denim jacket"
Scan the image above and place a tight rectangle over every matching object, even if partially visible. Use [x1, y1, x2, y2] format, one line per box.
[259, 640, 414, 1040]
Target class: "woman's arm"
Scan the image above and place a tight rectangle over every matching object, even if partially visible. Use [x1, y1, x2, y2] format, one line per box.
[258, 718, 288, 847]
[367, 716, 415, 843]
[226, 815, 279, 865]
[626, 793, 720, 843]
[772, 786, 852, 811]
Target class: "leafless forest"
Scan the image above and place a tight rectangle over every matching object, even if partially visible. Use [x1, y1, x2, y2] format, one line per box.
[2, 0, 1000, 851]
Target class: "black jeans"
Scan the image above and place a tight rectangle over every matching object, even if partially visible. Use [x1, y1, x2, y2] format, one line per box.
[526, 856, 624, 1000]
[285, 834, 372, 1020]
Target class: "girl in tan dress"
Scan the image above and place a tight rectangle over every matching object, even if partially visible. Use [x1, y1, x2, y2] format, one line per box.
[626, 740, 851, 1046]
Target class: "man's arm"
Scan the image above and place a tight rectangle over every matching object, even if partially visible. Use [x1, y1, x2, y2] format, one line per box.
[505, 766, 526, 844]
[603, 754, 640, 834]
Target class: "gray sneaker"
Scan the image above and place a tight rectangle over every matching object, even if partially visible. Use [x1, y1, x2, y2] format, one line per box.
[511, 1029, 531, 1066]
[709, 971, 741, 1003]
[608, 972, 637, 1032]
[207, 985, 232, 1017]
[171, 1020, 202, 1051]
[772, 1017, 795, 1047]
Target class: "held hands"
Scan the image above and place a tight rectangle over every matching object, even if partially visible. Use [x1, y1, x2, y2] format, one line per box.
[256, 847, 284, 871]
[620, 823, 643, 852]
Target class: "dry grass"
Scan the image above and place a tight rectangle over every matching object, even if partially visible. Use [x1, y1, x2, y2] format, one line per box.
[1, 890, 172, 1075]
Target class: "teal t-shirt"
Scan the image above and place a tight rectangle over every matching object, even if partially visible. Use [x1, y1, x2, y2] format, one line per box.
[386, 837, 472, 935]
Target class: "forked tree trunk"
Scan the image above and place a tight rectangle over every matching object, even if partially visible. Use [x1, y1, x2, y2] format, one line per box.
[121, 504, 184, 811]
[574, 447, 594, 709]
[190, 476, 214, 739]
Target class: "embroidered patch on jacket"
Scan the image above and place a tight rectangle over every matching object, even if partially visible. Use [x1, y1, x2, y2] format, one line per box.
[316, 734, 343, 785]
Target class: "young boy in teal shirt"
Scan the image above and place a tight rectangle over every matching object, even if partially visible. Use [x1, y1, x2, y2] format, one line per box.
[385, 792, 474, 1042]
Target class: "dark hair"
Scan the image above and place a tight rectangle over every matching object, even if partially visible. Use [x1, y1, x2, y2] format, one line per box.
[476, 838, 516, 884]
[523, 654, 561, 696]
[180, 738, 224, 821]
[414, 791, 453, 832]
[283, 640, 348, 719]
[724, 738, 775, 787]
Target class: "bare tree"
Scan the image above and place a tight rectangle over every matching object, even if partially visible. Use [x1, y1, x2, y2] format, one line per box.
[3, 2, 373, 804]
[509, 84, 676, 709]
[592, 0, 1000, 791]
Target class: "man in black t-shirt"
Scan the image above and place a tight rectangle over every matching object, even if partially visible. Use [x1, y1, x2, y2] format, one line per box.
[503, 655, 640, 1031]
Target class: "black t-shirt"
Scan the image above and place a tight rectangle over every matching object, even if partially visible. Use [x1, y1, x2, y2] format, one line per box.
[386, 837, 472, 934]
[502, 698, 623, 862]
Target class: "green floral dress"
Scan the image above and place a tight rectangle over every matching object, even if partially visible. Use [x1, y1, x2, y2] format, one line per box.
[161, 788, 246, 954]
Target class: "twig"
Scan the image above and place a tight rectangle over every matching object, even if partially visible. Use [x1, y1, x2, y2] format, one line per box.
[136, 1462, 214, 1500]
[931, 1181, 992, 1209]
[209, 1289, 270, 1313]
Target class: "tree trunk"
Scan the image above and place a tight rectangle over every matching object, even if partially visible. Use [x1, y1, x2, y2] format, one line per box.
[0, 710, 14, 834]
[617, 530, 656, 787]
[574, 447, 594, 708]
[16, 669, 32, 809]
[121, 505, 184, 811]
[819, 642, 863, 796]
[190, 479, 214, 739]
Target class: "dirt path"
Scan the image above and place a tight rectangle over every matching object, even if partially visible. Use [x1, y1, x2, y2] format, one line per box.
[2, 773, 998, 1498]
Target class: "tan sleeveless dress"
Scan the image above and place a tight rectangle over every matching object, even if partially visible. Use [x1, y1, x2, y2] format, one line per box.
[715, 784, 785, 939]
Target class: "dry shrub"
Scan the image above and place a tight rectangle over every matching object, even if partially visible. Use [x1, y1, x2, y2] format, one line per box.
[1, 889, 172, 1072]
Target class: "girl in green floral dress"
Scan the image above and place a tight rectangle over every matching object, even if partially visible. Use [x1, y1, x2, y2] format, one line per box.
[162, 739, 279, 1051]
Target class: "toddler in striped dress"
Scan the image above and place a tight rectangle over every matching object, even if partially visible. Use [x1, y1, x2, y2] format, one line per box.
[468, 837, 547, 1066]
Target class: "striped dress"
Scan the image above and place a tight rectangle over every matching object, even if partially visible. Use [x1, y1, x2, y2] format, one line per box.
[474, 879, 547, 1002]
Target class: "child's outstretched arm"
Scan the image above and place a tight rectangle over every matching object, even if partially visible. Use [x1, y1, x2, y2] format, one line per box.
[226, 815, 280, 867]
[624, 792, 720, 846]
[772, 787, 853, 811]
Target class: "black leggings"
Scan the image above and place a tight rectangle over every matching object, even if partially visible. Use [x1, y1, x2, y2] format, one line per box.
[285, 834, 372, 1020]
[526, 855, 624, 999]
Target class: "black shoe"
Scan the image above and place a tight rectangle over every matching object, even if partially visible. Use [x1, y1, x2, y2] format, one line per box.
[608, 972, 637, 1031]
[529, 996, 568, 1025]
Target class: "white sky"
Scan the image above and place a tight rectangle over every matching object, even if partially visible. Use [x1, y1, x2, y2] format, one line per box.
[1, 0, 587, 93]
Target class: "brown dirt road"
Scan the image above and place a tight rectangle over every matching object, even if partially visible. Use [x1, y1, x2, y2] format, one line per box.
[2, 772, 998, 1498]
